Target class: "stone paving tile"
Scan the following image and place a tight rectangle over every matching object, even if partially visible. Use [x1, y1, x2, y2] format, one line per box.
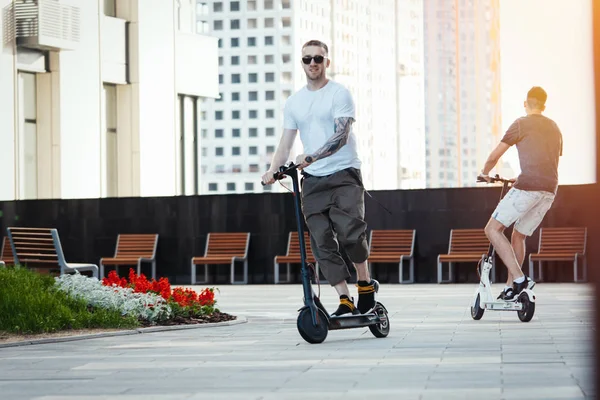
[0, 283, 595, 400]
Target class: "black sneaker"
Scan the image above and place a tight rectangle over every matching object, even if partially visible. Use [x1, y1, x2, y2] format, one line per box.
[331, 295, 359, 316]
[505, 276, 535, 301]
[497, 287, 513, 300]
[357, 279, 379, 314]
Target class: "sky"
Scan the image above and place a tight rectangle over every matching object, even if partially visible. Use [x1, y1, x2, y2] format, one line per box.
[498, 0, 596, 185]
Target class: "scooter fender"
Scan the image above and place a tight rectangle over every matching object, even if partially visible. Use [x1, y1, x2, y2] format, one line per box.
[519, 288, 536, 303]
[471, 284, 486, 308]
[374, 301, 388, 313]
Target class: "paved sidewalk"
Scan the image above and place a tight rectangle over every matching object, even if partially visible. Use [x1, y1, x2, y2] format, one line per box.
[0, 283, 595, 399]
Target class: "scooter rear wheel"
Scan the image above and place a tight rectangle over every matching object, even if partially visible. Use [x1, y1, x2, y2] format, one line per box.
[368, 302, 390, 338]
[471, 293, 485, 320]
[297, 307, 329, 344]
[517, 293, 535, 322]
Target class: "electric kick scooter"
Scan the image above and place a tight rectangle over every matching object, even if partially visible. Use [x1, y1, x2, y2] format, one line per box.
[470, 174, 536, 323]
[263, 160, 390, 343]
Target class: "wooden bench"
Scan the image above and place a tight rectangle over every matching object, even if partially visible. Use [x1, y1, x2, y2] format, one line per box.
[6, 227, 98, 277]
[190, 232, 250, 284]
[100, 234, 159, 279]
[367, 229, 416, 283]
[437, 229, 492, 283]
[0, 236, 15, 267]
[273, 231, 317, 284]
[528, 227, 587, 282]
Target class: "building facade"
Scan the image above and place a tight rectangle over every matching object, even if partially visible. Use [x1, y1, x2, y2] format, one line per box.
[396, 0, 427, 189]
[196, 0, 403, 194]
[0, 0, 219, 201]
[423, 0, 502, 188]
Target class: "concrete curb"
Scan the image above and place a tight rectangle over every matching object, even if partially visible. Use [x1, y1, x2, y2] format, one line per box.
[0, 316, 248, 349]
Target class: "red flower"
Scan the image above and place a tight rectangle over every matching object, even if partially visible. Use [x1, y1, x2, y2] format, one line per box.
[101, 268, 216, 309]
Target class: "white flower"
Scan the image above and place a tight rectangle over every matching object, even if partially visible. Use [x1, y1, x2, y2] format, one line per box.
[54, 272, 173, 322]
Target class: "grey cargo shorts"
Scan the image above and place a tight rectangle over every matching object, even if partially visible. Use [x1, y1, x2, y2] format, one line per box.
[300, 167, 370, 286]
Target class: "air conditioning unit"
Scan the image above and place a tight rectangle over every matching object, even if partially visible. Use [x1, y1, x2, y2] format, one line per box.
[3, 0, 80, 51]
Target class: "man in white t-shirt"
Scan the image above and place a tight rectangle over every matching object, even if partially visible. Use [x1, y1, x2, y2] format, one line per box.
[261, 40, 378, 316]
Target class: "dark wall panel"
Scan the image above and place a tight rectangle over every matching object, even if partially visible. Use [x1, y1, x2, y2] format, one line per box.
[0, 183, 597, 285]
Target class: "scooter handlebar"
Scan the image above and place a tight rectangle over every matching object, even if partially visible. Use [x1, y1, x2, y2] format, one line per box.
[477, 174, 516, 184]
[260, 157, 313, 186]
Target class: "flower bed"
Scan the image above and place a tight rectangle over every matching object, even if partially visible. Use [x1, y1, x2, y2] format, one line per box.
[0, 266, 139, 335]
[55, 269, 236, 326]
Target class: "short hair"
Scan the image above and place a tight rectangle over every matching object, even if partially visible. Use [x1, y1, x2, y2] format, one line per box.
[302, 40, 328, 55]
[526, 86, 547, 109]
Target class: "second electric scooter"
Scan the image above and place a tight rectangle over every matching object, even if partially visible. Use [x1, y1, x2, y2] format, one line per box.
[263, 160, 390, 343]
[470, 174, 536, 322]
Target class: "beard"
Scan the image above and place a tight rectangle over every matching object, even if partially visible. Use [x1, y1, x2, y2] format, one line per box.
[306, 68, 323, 81]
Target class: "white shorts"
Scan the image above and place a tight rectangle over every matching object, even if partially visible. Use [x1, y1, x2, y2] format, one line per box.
[492, 187, 555, 236]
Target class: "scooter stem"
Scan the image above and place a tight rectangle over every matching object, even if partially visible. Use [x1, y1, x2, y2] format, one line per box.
[289, 169, 318, 326]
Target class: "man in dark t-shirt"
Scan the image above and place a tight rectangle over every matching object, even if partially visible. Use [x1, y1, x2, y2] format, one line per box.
[478, 86, 563, 301]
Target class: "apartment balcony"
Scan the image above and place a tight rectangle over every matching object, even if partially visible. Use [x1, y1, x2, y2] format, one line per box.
[3, 0, 80, 51]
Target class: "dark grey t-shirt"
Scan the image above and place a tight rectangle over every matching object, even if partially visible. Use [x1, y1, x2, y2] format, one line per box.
[501, 114, 563, 194]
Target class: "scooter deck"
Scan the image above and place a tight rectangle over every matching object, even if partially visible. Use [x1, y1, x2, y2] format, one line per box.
[482, 301, 523, 311]
[325, 311, 386, 330]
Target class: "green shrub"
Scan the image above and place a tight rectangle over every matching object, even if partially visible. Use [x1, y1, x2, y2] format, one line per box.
[0, 266, 139, 334]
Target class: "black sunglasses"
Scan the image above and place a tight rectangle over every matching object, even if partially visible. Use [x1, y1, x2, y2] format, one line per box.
[302, 55, 326, 65]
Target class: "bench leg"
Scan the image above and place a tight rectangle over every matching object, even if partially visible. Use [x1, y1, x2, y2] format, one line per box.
[100, 262, 105, 279]
[151, 261, 156, 280]
[274, 259, 279, 284]
[191, 260, 196, 285]
[230, 260, 248, 284]
[202, 265, 209, 283]
[437, 258, 453, 284]
[191, 262, 209, 285]
[528, 256, 535, 281]
[398, 257, 414, 284]
[574, 255, 587, 283]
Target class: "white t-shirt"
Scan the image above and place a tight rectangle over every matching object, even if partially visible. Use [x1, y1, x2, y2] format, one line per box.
[283, 80, 361, 176]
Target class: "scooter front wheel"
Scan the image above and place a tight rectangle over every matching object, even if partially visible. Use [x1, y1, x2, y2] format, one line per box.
[517, 292, 535, 322]
[471, 293, 485, 320]
[297, 307, 329, 344]
[368, 302, 390, 338]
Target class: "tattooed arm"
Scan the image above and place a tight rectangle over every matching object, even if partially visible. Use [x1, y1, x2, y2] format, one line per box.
[308, 117, 355, 161]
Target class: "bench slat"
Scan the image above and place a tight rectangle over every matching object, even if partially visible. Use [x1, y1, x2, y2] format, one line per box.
[274, 232, 315, 263]
[191, 233, 250, 268]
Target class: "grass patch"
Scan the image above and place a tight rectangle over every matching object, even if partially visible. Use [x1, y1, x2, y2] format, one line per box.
[0, 266, 139, 334]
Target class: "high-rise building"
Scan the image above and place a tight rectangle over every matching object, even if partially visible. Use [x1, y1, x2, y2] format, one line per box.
[396, 0, 427, 189]
[196, 0, 401, 194]
[423, 0, 502, 188]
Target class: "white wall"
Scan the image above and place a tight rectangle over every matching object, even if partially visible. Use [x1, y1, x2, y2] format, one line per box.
[500, 0, 596, 185]
[0, 0, 218, 201]
[133, 0, 177, 197]
[101, 16, 128, 85]
[58, 0, 102, 198]
[0, 0, 16, 200]
[176, 33, 219, 98]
